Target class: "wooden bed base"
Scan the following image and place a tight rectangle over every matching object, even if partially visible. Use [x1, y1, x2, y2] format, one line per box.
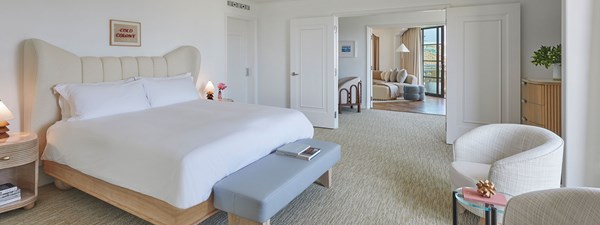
[43, 160, 218, 225]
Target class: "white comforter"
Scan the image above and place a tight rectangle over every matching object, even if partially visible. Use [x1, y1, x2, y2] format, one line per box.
[42, 100, 314, 209]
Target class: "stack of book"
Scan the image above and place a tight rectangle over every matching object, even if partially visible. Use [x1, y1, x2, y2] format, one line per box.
[0, 183, 21, 206]
[276, 142, 321, 161]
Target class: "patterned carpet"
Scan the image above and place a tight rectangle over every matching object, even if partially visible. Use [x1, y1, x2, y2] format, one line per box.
[0, 109, 478, 224]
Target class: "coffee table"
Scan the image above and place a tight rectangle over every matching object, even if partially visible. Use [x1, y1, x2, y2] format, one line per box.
[453, 187, 512, 225]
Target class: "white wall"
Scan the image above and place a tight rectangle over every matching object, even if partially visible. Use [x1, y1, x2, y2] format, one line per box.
[563, 0, 600, 187]
[256, 0, 561, 108]
[0, 0, 257, 132]
[371, 28, 404, 71]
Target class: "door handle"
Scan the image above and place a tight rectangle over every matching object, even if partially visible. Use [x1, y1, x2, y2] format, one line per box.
[291, 72, 300, 76]
[246, 68, 250, 77]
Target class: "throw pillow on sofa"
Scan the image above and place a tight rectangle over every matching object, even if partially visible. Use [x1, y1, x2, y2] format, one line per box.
[397, 69, 408, 83]
[389, 69, 398, 82]
[382, 71, 391, 82]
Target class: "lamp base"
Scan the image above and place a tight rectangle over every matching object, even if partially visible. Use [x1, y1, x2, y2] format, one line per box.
[0, 121, 9, 139]
[206, 93, 214, 100]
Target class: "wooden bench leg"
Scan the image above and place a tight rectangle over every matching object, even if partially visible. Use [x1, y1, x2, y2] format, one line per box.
[228, 213, 270, 225]
[315, 169, 332, 188]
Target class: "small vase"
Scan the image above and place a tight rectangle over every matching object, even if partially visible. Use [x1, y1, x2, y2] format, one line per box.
[552, 64, 561, 80]
[218, 90, 222, 100]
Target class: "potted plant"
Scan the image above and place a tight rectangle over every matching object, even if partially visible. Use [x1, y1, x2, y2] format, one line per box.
[531, 44, 561, 80]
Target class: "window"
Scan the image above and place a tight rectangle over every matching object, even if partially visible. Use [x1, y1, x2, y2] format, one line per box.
[422, 26, 446, 97]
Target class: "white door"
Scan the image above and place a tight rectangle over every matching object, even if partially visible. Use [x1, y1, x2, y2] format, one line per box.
[446, 3, 521, 144]
[227, 17, 255, 103]
[290, 17, 339, 129]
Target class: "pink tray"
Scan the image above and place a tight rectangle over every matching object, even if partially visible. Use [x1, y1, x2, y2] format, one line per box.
[462, 187, 508, 206]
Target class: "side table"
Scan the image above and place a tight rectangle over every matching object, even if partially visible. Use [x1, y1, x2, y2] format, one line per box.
[0, 132, 38, 213]
[453, 187, 511, 225]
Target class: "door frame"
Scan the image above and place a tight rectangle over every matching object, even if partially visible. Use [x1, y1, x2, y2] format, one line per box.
[365, 22, 445, 109]
[332, 5, 447, 110]
[225, 14, 258, 104]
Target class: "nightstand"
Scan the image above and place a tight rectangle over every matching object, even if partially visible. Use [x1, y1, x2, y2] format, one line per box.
[219, 98, 234, 102]
[0, 132, 38, 213]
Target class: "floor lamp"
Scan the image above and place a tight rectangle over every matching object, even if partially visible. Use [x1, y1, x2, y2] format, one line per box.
[396, 43, 410, 69]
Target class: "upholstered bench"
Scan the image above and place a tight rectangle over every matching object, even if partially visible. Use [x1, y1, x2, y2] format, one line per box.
[213, 139, 341, 225]
[404, 85, 425, 101]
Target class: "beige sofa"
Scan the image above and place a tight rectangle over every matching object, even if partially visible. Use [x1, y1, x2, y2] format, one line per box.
[372, 70, 418, 100]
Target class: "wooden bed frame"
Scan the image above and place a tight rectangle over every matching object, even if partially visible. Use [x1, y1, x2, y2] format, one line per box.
[44, 161, 218, 225]
[24, 39, 219, 224]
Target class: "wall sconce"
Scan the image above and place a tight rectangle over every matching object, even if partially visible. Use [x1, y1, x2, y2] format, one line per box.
[0, 100, 15, 139]
[204, 81, 215, 100]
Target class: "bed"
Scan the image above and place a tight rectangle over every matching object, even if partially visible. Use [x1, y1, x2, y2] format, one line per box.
[23, 39, 314, 225]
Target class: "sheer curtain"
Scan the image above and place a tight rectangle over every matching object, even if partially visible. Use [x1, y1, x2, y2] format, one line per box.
[401, 28, 422, 84]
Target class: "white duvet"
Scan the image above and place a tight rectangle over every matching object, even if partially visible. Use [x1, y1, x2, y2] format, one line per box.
[42, 100, 314, 209]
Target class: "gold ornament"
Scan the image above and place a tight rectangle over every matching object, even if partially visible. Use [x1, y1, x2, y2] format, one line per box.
[476, 180, 496, 198]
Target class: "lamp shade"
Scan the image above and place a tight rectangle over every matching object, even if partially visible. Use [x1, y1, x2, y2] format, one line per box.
[396, 43, 410, 53]
[0, 100, 14, 121]
[204, 80, 215, 94]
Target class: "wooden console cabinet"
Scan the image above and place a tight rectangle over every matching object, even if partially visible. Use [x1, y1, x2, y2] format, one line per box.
[521, 79, 562, 136]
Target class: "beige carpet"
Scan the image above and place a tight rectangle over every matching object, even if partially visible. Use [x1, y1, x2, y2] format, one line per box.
[0, 109, 478, 225]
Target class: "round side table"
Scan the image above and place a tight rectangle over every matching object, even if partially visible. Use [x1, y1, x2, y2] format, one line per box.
[453, 187, 512, 225]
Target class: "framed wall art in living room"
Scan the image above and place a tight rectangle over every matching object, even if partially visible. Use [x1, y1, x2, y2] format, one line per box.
[339, 40, 356, 58]
[110, 19, 141, 47]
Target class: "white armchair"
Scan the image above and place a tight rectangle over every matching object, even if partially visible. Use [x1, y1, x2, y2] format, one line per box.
[503, 188, 600, 225]
[450, 124, 564, 217]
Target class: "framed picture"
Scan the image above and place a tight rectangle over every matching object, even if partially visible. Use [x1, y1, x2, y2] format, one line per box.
[110, 20, 141, 47]
[339, 40, 356, 58]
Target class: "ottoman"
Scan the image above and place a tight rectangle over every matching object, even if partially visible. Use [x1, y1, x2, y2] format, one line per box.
[404, 85, 425, 101]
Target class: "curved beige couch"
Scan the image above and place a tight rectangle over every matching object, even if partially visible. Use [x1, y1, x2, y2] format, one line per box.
[372, 70, 418, 100]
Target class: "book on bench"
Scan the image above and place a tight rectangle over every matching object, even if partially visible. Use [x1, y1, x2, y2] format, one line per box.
[276, 143, 321, 160]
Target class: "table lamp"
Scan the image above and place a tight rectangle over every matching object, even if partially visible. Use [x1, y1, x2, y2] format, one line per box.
[0, 100, 14, 139]
[204, 80, 215, 100]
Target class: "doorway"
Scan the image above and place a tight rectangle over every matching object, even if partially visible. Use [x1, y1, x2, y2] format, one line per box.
[367, 25, 447, 116]
[226, 17, 257, 104]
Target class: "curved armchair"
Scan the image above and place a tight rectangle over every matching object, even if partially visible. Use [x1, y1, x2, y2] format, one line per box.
[450, 124, 564, 217]
[504, 188, 600, 225]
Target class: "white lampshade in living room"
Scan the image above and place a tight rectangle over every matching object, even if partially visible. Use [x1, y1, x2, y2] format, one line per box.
[396, 43, 410, 53]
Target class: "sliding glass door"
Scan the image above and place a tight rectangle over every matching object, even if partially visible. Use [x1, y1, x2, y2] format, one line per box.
[422, 26, 445, 97]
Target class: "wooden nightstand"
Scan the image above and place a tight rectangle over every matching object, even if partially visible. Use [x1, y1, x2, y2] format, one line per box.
[0, 132, 38, 213]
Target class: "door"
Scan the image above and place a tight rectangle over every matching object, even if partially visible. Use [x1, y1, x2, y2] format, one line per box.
[422, 26, 445, 97]
[227, 17, 255, 103]
[290, 16, 338, 129]
[446, 3, 521, 144]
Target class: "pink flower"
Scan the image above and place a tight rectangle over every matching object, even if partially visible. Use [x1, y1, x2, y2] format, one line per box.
[217, 82, 228, 91]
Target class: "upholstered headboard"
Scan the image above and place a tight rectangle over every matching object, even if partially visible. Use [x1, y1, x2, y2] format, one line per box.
[23, 39, 201, 152]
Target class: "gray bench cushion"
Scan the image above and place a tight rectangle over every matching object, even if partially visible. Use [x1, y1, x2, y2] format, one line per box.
[213, 139, 341, 223]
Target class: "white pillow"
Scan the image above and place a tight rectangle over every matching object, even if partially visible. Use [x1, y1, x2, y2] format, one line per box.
[382, 71, 391, 82]
[53, 78, 135, 120]
[138, 73, 199, 107]
[397, 69, 409, 83]
[54, 80, 151, 121]
[389, 69, 399, 82]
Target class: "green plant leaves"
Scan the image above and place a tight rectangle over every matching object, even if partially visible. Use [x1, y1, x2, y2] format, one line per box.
[531, 44, 561, 69]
